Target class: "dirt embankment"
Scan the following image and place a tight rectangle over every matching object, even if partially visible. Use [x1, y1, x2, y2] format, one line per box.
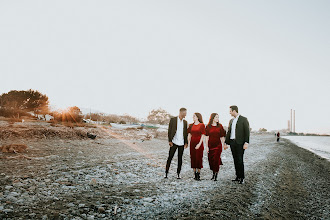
[0, 120, 108, 140]
[0, 120, 167, 141]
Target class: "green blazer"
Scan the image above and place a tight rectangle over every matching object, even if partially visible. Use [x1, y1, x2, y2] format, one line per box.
[225, 115, 250, 145]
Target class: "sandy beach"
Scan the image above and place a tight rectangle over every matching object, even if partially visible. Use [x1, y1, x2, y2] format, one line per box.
[0, 122, 329, 219]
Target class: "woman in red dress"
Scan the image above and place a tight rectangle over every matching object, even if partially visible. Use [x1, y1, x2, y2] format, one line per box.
[205, 113, 226, 181]
[187, 113, 206, 181]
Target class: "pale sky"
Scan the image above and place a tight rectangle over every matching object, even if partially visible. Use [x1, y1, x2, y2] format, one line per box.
[1, 1, 329, 134]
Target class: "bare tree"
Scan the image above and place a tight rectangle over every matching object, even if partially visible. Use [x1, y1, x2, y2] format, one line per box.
[147, 108, 172, 125]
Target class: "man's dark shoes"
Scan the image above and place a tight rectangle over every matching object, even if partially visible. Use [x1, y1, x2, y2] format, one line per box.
[194, 172, 197, 180]
[177, 173, 181, 179]
[238, 178, 244, 184]
[214, 173, 218, 181]
[232, 177, 239, 182]
[164, 173, 168, 179]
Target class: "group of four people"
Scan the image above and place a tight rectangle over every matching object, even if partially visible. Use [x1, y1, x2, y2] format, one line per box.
[165, 105, 250, 184]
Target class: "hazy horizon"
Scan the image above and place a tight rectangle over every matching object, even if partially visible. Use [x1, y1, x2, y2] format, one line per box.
[1, 1, 329, 134]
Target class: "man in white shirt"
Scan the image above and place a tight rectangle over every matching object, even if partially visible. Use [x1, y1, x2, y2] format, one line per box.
[165, 108, 188, 179]
[172, 117, 184, 146]
[224, 105, 250, 184]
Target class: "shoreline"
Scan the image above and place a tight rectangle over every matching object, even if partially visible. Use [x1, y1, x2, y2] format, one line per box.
[282, 136, 330, 162]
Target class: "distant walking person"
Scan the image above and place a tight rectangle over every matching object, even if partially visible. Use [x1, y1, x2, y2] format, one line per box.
[205, 113, 226, 181]
[224, 105, 250, 184]
[188, 113, 206, 181]
[165, 108, 188, 179]
[277, 132, 280, 142]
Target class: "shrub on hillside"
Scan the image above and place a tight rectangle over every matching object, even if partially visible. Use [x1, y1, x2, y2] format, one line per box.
[53, 106, 83, 123]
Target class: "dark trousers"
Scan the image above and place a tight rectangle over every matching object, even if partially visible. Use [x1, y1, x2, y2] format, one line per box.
[165, 144, 184, 174]
[230, 140, 245, 179]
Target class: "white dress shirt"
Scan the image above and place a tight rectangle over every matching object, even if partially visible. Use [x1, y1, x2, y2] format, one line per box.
[172, 117, 184, 146]
[230, 115, 240, 140]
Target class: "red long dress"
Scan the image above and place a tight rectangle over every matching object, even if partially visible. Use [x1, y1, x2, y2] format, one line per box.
[206, 124, 226, 172]
[188, 123, 206, 169]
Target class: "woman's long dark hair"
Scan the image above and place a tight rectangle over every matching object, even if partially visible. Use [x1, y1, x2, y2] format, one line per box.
[207, 113, 220, 128]
[194, 112, 203, 123]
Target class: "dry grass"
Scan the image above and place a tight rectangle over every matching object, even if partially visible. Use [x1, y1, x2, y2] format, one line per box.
[0, 144, 28, 153]
[48, 120, 97, 128]
[125, 126, 144, 130]
[0, 120, 108, 140]
[153, 130, 167, 139]
[0, 154, 33, 160]
[7, 118, 23, 124]
[0, 127, 87, 139]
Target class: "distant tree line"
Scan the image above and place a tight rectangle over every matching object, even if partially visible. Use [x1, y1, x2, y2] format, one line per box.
[0, 89, 173, 125]
[83, 108, 172, 125]
[0, 89, 83, 123]
[84, 113, 140, 124]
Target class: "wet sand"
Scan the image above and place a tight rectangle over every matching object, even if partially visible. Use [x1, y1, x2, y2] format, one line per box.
[0, 126, 329, 219]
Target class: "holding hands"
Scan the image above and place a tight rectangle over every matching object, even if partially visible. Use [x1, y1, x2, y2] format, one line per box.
[223, 143, 248, 150]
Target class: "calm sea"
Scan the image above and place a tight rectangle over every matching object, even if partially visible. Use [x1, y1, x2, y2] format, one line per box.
[284, 136, 330, 161]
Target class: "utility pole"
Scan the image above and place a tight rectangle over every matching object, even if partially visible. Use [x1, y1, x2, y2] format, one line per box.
[290, 109, 292, 132]
[293, 110, 296, 133]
